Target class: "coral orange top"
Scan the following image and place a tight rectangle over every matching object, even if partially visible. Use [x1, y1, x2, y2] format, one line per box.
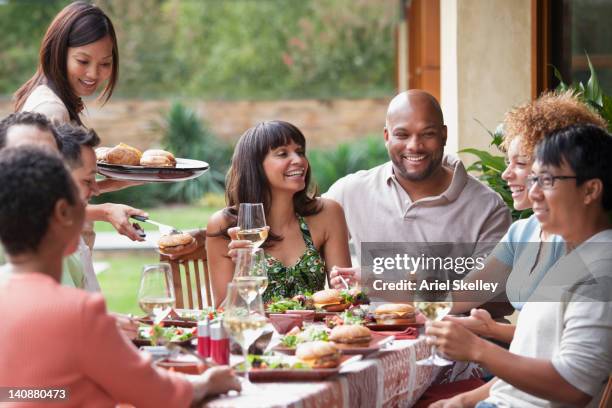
[0, 272, 193, 407]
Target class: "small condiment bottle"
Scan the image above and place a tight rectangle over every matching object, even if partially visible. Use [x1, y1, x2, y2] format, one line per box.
[210, 321, 229, 365]
[197, 318, 210, 358]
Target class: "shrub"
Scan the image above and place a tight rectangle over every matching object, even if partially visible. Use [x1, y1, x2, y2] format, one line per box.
[309, 135, 388, 193]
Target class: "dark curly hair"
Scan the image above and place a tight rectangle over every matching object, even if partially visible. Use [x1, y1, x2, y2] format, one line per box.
[536, 124, 612, 211]
[0, 147, 77, 255]
[502, 90, 607, 157]
[0, 111, 60, 150]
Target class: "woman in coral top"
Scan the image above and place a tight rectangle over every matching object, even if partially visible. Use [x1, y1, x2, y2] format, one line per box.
[0, 147, 240, 407]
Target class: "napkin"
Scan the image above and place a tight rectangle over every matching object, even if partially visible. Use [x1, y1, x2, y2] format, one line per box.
[375, 326, 418, 340]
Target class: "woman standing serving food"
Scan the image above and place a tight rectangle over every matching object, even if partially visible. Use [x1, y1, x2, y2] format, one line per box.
[206, 120, 351, 306]
[12, 1, 145, 243]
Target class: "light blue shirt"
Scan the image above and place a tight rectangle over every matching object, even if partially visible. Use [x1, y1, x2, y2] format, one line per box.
[492, 214, 566, 310]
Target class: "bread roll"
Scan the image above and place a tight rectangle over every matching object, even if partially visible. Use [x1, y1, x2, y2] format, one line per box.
[140, 149, 176, 167]
[105, 143, 142, 166]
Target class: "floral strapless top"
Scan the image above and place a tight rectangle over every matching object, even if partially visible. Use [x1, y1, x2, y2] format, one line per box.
[263, 216, 326, 302]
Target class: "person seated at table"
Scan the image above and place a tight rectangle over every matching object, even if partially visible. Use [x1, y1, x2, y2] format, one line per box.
[428, 124, 612, 407]
[447, 91, 607, 344]
[0, 111, 61, 151]
[206, 120, 351, 306]
[0, 146, 240, 406]
[325, 91, 512, 313]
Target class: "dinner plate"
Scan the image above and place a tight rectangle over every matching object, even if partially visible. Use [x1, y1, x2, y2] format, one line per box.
[97, 158, 209, 182]
[131, 337, 193, 347]
[235, 355, 353, 382]
[365, 322, 423, 331]
[331, 332, 393, 355]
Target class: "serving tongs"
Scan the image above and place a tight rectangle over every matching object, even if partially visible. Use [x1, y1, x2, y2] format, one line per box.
[131, 215, 182, 235]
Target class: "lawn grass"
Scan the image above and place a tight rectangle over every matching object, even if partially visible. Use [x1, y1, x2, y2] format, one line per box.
[94, 203, 219, 233]
[95, 252, 160, 315]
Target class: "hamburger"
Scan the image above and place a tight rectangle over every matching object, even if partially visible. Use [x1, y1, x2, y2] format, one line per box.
[373, 303, 416, 325]
[140, 149, 177, 167]
[295, 341, 341, 369]
[104, 143, 143, 166]
[311, 289, 350, 312]
[329, 324, 372, 346]
[157, 233, 196, 255]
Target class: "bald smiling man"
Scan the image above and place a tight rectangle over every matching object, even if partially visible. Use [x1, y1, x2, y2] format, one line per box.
[325, 90, 512, 309]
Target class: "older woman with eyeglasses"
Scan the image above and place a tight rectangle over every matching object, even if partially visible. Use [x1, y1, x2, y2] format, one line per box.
[428, 124, 612, 407]
[446, 91, 607, 345]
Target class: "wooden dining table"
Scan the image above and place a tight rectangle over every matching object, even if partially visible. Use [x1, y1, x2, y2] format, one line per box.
[203, 337, 438, 408]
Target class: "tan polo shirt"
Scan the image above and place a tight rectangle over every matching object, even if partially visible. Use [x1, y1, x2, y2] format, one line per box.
[324, 155, 512, 263]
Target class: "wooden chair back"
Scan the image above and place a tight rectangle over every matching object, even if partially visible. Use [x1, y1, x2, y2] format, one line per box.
[159, 230, 213, 309]
[600, 374, 612, 408]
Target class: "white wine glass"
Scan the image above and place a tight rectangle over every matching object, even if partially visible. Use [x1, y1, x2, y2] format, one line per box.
[233, 248, 269, 304]
[137, 263, 176, 324]
[223, 282, 267, 388]
[237, 203, 268, 248]
[414, 268, 453, 366]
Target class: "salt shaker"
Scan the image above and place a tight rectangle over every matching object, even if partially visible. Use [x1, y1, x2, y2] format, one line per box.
[210, 321, 229, 365]
[196, 318, 210, 358]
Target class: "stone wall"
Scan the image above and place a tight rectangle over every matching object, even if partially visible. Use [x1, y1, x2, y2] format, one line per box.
[0, 97, 389, 150]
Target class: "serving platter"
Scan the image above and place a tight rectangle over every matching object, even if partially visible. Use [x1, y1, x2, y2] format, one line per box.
[97, 158, 209, 182]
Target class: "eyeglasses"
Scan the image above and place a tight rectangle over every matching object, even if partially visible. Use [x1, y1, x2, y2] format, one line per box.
[526, 173, 577, 190]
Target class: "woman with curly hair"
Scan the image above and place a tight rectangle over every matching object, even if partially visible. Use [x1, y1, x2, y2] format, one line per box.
[448, 90, 607, 342]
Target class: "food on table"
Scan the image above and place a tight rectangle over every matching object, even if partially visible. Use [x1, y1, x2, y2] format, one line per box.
[414, 301, 452, 321]
[312, 289, 350, 312]
[347, 288, 370, 306]
[295, 341, 341, 369]
[140, 149, 177, 167]
[266, 298, 305, 313]
[328, 324, 372, 346]
[325, 308, 367, 328]
[178, 308, 218, 322]
[157, 233, 196, 255]
[137, 325, 196, 345]
[280, 325, 329, 348]
[291, 294, 315, 309]
[97, 143, 143, 165]
[373, 303, 416, 325]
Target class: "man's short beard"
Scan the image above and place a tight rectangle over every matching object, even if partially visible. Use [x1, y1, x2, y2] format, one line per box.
[391, 153, 443, 182]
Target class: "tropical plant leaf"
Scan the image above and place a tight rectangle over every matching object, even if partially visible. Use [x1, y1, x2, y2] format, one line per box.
[552, 65, 569, 91]
[585, 53, 603, 107]
[459, 148, 506, 172]
[601, 94, 612, 132]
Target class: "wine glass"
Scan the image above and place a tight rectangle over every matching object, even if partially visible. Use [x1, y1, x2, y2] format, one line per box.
[223, 282, 268, 387]
[414, 267, 453, 366]
[237, 203, 268, 248]
[233, 248, 269, 304]
[137, 263, 176, 324]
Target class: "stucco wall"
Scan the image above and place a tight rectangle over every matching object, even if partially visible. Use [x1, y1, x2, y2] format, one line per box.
[0, 98, 389, 150]
[441, 0, 532, 159]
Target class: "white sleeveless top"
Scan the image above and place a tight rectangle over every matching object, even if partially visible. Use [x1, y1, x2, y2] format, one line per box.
[21, 84, 71, 124]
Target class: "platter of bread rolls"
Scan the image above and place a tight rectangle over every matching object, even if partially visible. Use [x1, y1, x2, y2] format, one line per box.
[96, 143, 209, 182]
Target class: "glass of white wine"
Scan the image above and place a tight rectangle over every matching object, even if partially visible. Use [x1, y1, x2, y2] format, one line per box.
[414, 268, 453, 367]
[233, 248, 269, 304]
[223, 282, 268, 387]
[137, 263, 176, 324]
[237, 203, 268, 248]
